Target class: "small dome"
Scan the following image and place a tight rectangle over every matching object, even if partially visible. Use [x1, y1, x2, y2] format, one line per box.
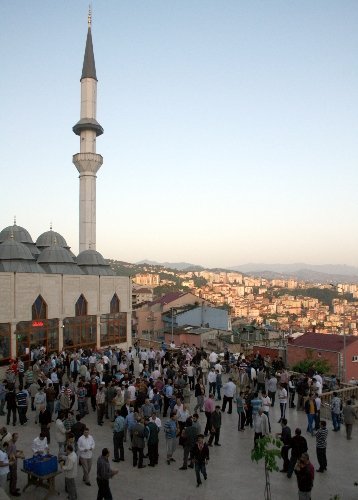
[37, 243, 83, 275]
[36, 230, 68, 249]
[0, 224, 34, 244]
[38, 244, 74, 264]
[0, 239, 34, 261]
[77, 249, 110, 266]
[77, 249, 114, 276]
[0, 239, 44, 273]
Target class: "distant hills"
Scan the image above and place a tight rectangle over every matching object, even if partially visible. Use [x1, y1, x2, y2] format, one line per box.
[136, 260, 205, 271]
[231, 263, 358, 276]
[136, 260, 358, 283]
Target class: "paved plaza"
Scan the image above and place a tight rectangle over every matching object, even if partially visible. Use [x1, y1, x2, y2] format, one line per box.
[2, 387, 357, 500]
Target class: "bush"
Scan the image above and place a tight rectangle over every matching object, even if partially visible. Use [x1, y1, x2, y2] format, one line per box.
[292, 358, 331, 374]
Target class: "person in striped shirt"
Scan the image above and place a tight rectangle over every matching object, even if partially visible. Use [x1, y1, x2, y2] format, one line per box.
[315, 420, 328, 473]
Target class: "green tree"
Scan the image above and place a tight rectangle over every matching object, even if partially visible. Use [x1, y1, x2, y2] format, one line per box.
[292, 357, 331, 374]
[251, 435, 281, 500]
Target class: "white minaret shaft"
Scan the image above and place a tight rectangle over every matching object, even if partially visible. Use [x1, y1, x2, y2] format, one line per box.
[73, 12, 103, 253]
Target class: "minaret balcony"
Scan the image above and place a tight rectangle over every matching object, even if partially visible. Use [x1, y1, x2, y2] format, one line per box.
[73, 117, 104, 137]
[73, 153, 103, 174]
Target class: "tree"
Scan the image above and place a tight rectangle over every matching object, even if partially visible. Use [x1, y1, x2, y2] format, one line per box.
[251, 435, 281, 500]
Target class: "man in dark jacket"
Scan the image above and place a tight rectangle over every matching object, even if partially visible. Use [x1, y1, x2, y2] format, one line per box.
[97, 448, 118, 500]
[132, 415, 146, 468]
[5, 388, 17, 426]
[145, 416, 159, 467]
[191, 434, 209, 487]
[277, 418, 291, 472]
[208, 406, 221, 446]
[294, 452, 314, 499]
[287, 428, 308, 478]
[179, 418, 198, 470]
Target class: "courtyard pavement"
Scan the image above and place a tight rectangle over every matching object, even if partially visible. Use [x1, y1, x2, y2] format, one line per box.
[2, 387, 357, 500]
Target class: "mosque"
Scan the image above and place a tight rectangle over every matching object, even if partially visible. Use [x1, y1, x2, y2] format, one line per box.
[0, 14, 132, 364]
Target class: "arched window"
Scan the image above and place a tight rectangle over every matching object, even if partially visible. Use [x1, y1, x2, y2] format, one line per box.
[75, 294, 88, 317]
[32, 295, 47, 320]
[110, 294, 120, 314]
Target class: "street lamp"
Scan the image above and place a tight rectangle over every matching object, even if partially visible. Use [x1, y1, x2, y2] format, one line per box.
[341, 326, 347, 383]
[170, 307, 177, 344]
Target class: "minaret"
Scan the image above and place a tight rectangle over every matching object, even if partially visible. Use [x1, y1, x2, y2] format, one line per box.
[73, 8, 103, 253]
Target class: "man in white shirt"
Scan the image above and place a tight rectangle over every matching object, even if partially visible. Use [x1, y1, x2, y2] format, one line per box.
[214, 362, 223, 375]
[148, 348, 156, 372]
[261, 390, 272, 432]
[200, 358, 209, 385]
[0, 442, 10, 488]
[278, 385, 288, 423]
[32, 433, 49, 455]
[207, 368, 217, 396]
[209, 351, 218, 368]
[60, 444, 78, 500]
[151, 367, 161, 381]
[77, 428, 95, 486]
[253, 409, 269, 447]
[151, 413, 161, 429]
[312, 377, 322, 396]
[221, 378, 236, 414]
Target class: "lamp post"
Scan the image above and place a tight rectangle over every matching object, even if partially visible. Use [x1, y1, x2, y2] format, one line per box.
[171, 307, 175, 344]
[146, 313, 155, 348]
[342, 326, 347, 383]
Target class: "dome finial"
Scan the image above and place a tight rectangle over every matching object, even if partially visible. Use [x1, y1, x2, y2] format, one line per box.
[50, 221, 53, 231]
[13, 216, 16, 226]
[88, 4, 92, 29]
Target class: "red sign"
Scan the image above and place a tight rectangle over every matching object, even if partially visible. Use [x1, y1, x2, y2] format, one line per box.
[32, 321, 44, 327]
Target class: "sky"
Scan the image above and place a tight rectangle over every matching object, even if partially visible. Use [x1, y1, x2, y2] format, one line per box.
[1, 1, 358, 268]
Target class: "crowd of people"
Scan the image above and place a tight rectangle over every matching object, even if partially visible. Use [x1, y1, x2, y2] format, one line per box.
[0, 342, 356, 499]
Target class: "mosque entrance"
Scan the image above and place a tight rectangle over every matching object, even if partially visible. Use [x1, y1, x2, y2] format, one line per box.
[16, 318, 59, 358]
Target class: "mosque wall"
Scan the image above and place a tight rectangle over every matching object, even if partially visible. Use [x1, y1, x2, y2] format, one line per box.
[0, 274, 12, 319]
[0, 272, 132, 357]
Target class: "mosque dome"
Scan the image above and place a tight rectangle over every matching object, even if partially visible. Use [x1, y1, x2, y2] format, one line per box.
[38, 243, 83, 274]
[77, 249, 107, 266]
[0, 239, 44, 273]
[77, 249, 114, 276]
[36, 230, 68, 249]
[0, 239, 34, 260]
[0, 223, 40, 256]
[0, 223, 34, 244]
[38, 244, 75, 264]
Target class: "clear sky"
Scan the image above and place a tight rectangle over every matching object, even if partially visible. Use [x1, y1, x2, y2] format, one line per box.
[1, 1, 358, 268]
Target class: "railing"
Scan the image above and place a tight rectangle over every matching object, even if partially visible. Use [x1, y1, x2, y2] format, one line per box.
[320, 385, 358, 420]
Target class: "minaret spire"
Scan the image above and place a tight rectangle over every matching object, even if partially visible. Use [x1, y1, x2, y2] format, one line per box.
[72, 10, 104, 253]
[88, 5, 92, 28]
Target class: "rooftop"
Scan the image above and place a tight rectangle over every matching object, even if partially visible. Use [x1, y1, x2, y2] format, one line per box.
[290, 332, 358, 351]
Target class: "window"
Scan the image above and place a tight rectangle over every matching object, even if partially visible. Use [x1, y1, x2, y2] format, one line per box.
[16, 319, 59, 358]
[110, 294, 120, 314]
[100, 313, 127, 346]
[32, 295, 47, 320]
[0, 324, 11, 365]
[352, 355, 358, 363]
[63, 316, 96, 349]
[75, 294, 88, 317]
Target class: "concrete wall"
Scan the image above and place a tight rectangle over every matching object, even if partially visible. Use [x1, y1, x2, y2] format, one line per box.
[287, 344, 341, 377]
[176, 306, 229, 330]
